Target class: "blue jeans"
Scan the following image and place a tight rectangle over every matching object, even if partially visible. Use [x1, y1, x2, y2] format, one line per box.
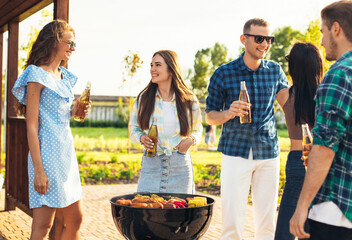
[275, 151, 309, 240]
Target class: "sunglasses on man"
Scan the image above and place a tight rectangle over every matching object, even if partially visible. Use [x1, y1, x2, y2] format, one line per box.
[244, 34, 275, 44]
[63, 40, 76, 50]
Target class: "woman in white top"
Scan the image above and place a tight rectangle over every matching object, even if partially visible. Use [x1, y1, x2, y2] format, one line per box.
[129, 50, 203, 193]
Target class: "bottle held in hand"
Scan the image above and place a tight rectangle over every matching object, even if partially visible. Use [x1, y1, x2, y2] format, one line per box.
[146, 118, 158, 157]
[74, 82, 91, 122]
[302, 123, 313, 164]
[239, 81, 251, 124]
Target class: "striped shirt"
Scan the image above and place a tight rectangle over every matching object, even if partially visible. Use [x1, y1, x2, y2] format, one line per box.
[311, 50, 352, 222]
[205, 52, 289, 159]
[129, 90, 203, 156]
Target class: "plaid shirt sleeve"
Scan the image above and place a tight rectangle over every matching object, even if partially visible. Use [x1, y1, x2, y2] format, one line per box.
[277, 67, 289, 94]
[205, 68, 225, 113]
[128, 99, 145, 144]
[312, 68, 351, 151]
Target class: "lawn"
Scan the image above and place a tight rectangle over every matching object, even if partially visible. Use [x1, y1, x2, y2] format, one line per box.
[72, 127, 290, 199]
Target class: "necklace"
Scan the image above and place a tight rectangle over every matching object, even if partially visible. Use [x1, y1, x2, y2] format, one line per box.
[161, 94, 173, 101]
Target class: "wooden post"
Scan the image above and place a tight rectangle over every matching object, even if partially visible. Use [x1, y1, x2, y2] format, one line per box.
[54, 0, 69, 22]
[5, 20, 19, 211]
[0, 32, 3, 168]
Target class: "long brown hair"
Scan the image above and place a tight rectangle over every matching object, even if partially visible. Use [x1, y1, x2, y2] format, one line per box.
[15, 19, 75, 116]
[136, 50, 196, 136]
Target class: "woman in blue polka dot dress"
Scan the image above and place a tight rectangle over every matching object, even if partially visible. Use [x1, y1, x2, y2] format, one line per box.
[12, 20, 89, 240]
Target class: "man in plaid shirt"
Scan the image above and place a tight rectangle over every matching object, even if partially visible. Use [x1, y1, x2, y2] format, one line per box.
[290, 1, 352, 239]
[205, 18, 288, 240]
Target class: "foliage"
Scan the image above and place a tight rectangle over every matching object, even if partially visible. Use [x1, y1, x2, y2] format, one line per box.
[19, 10, 53, 70]
[110, 155, 118, 163]
[77, 153, 86, 164]
[115, 97, 133, 127]
[121, 51, 143, 83]
[117, 168, 136, 180]
[269, 20, 333, 77]
[298, 19, 334, 73]
[269, 26, 303, 76]
[190, 43, 231, 100]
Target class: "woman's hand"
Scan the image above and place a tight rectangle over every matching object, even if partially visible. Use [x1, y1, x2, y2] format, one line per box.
[71, 99, 91, 118]
[34, 169, 49, 195]
[175, 137, 193, 154]
[140, 135, 158, 150]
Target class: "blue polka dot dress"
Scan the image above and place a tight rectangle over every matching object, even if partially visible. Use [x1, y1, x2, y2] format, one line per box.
[12, 65, 83, 209]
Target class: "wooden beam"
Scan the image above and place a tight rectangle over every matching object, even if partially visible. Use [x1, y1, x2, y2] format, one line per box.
[0, 0, 53, 32]
[54, 0, 69, 22]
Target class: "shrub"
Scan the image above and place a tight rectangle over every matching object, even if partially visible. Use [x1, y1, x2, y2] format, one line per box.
[117, 168, 136, 180]
[77, 153, 86, 164]
[110, 156, 118, 163]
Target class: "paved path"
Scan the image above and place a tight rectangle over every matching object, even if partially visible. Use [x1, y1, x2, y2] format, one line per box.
[0, 185, 255, 239]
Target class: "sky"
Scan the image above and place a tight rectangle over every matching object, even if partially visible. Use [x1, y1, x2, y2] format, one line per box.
[4, 0, 337, 96]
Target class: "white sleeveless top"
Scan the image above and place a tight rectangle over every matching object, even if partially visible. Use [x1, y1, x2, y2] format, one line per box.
[162, 101, 176, 137]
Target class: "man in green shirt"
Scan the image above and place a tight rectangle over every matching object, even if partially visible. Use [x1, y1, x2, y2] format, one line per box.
[290, 1, 352, 239]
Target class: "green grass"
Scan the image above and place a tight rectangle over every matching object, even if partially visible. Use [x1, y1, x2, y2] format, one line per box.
[277, 128, 289, 138]
[71, 127, 129, 140]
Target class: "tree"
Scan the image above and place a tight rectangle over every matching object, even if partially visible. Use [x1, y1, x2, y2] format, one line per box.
[268, 26, 303, 76]
[191, 48, 211, 100]
[19, 10, 52, 70]
[300, 19, 334, 73]
[190, 43, 230, 100]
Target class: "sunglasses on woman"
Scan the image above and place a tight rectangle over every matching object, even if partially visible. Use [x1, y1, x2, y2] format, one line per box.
[244, 34, 275, 44]
[63, 40, 76, 50]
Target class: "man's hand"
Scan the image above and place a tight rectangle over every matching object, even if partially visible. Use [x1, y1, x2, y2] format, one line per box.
[290, 207, 310, 239]
[224, 100, 251, 119]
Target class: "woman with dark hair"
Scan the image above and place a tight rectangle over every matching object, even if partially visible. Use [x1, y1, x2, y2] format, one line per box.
[129, 50, 203, 194]
[12, 20, 89, 240]
[275, 42, 324, 240]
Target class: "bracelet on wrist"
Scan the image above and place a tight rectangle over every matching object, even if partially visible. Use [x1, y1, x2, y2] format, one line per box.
[190, 135, 196, 146]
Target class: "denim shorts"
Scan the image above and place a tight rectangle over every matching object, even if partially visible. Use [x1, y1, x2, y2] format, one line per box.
[137, 151, 195, 194]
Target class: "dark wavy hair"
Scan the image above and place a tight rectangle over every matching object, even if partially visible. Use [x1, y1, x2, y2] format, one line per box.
[136, 50, 196, 136]
[288, 42, 323, 126]
[15, 19, 75, 116]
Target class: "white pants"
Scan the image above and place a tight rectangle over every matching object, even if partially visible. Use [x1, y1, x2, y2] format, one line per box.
[221, 149, 280, 240]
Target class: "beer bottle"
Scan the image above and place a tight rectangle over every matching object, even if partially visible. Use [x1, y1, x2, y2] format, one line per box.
[74, 81, 91, 122]
[239, 81, 251, 124]
[302, 123, 313, 162]
[146, 118, 158, 157]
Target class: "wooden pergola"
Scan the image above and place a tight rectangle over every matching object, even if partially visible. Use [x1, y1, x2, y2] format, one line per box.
[0, 0, 69, 223]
